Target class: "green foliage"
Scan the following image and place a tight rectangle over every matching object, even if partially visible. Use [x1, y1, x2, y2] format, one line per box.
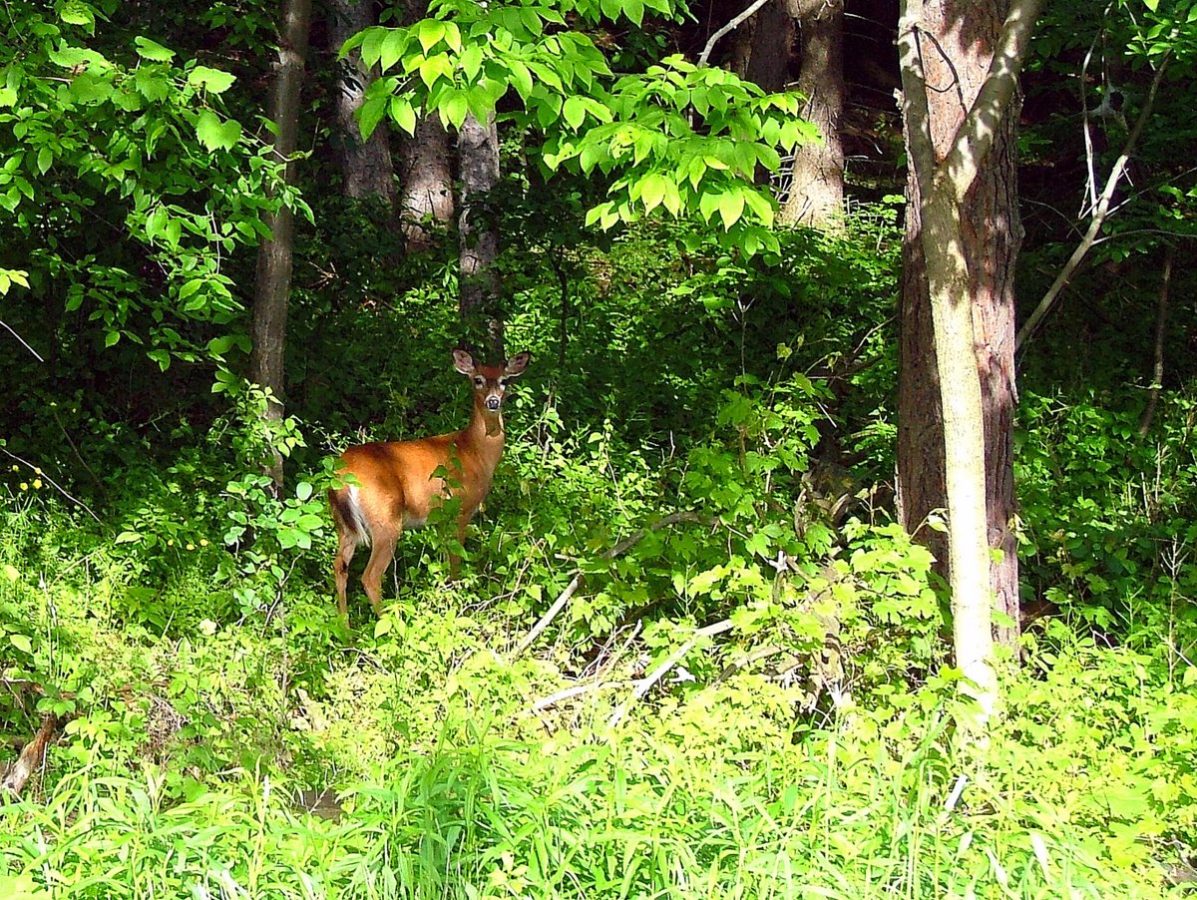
[348, 0, 812, 254]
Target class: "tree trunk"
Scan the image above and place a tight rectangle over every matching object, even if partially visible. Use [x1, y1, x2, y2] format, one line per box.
[898, 0, 1043, 727]
[897, 0, 1024, 656]
[397, 0, 454, 251]
[779, 0, 845, 227]
[728, 0, 794, 92]
[251, 0, 312, 492]
[457, 112, 503, 358]
[327, 0, 395, 202]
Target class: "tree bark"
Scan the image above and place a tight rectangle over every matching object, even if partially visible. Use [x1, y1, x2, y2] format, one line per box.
[898, 0, 1029, 660]
[898, 0, 1043, 725]
[457, 112, 503, 358]
[251, 0, 312, 492]
[327, 0, 395, 202]
[728, 0, 795, 92]
[397, 0, 454, 251]
[779, 0, 845, 227]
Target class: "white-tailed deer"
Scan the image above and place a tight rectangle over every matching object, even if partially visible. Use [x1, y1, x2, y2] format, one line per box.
[329, 349, 531, 621]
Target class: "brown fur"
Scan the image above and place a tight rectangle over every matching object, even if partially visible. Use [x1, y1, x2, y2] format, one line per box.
[330, 350, 530, 622]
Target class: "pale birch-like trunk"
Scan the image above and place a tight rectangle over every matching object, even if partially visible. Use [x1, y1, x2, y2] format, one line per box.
[898, 0, 1043, 726]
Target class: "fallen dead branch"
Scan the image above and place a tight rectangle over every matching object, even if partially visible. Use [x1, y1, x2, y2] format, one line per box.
[608, 618, 734, 728]
[2, 714, 61, 796]
[511, 511, 708, 658]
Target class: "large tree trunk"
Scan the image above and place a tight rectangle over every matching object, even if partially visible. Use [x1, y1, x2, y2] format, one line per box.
[898, 0, 1042, 728]
[728, 0, 794, 92]
[779, 0, 845, 227]
[457, 112, 503, 358]
[251, 0, 312, 492]
[397, 0, 454, 251]
[327, 0, 394, 202]
[897, 0, 1024, 655]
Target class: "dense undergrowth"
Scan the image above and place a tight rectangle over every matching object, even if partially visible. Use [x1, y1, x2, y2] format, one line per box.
[3, 223, 1197, 897]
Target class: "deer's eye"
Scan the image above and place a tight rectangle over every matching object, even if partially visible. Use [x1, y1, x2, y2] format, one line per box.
[498, 377, 508, 387]
[473, 377, 485, 387]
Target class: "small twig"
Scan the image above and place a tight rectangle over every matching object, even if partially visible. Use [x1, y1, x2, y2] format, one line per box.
[608, 619, 733, 728]
[0, 318, 45, 362]
[530, 680, 628, 713]
[2, 448, 101, 523]
[1138, 246, 1174, 437]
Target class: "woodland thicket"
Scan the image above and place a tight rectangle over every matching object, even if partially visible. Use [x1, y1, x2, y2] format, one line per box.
[2, 0, 1196, 897]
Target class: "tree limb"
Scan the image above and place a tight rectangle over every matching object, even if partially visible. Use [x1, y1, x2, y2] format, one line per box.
[940, 0, 1046, 204]
[1016, 53, 1171, 351]
[608, 619, 734, 728]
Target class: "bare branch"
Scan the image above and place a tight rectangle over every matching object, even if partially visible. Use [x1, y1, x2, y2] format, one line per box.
[1017, 53, 1171, 351]
[510, 511, 707, 658]
[608, 619, 734, 728]
[698, 0, 772, 66]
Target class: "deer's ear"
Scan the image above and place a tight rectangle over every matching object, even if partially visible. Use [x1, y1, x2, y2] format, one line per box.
[453, 349, 476, 375]
[504, 352, 531, 377]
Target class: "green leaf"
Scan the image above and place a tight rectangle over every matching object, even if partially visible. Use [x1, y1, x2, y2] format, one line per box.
[389, 97, 417, 136]
[9, 633, 32, 654]
[195, 110, 241, 150]
[459, 45, 484, 82]
[60, 2, 95, 29]
[296, 481, 314, 502]
[379, 31, 407, 72]
[418, 20, 446, 53]
[716, 190, 745, 229]
[359, 95, 388, 139]
[562, 96, 586, 129]
[188, 66, 236, 94]
[439, 91, 469, 129]
[134, 36, 174, 62]
[508, 60, 533, 101]
[36, 147, 52, 174]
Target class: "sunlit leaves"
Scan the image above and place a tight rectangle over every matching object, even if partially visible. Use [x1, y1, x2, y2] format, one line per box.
[195, 109, 242, 151]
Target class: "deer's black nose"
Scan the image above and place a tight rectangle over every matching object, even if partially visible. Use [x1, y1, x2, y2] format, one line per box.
[486, 397, 501, 411]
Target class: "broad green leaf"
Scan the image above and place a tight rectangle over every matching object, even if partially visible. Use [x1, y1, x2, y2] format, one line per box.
[188, 66, 236, 93]
[439, 90, 469, 129]
[134, 37, 174, 62]
[390, 97, 417, 136]
[359, 95, 388, 139]
[379, 31, 407, 72]
[563, 95, 586, 129]
[459, 45, 484, 82]
[195, 110, 241, 150]
[9, 633, 32, 654]
[418, 20, 446, 53]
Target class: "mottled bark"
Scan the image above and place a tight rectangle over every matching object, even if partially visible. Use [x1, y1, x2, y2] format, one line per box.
[399, 119, 455, 250]
[397, 0, 453, 250]
[779, 0, 845, 227]
[327, 0, 394, 201]
[898, 0, 1040, 673]
[457, 112, 503, 358]
[251, 0, 312, 491]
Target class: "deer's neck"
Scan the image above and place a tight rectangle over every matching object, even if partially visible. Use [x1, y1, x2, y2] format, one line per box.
[459, 405, 506, 472]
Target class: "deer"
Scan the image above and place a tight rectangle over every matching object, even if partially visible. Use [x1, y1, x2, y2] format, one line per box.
[329, 349, 531, 622]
